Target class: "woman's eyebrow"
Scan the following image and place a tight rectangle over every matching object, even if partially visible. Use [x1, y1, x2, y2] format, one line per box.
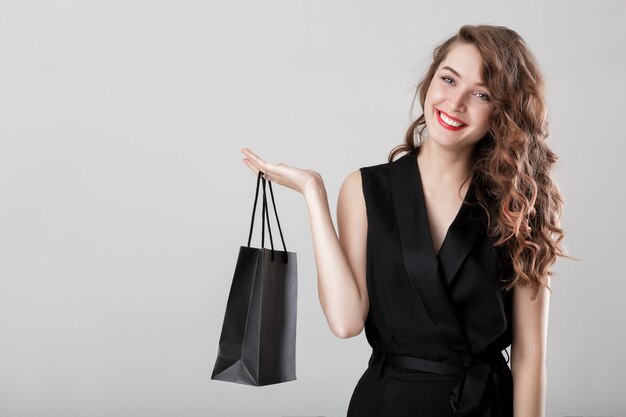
[441, 65, 487, 87]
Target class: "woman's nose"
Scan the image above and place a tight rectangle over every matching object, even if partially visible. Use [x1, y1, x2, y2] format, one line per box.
[449, 90, 467, 112]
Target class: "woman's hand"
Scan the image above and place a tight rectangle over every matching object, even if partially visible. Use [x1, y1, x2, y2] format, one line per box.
[240, 147, 323, 196]
[242, 147, 367, 338]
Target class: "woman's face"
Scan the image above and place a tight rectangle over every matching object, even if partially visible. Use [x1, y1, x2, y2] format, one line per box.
[423, 42, 495, 151]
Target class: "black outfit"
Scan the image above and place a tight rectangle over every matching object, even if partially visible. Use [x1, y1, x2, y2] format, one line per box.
[347, 148, 514, 417]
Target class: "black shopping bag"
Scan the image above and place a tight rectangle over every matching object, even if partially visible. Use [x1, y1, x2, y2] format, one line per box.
[211, 172, 298, 386]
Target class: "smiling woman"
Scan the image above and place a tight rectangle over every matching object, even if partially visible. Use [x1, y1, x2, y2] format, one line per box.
[241, 24, 571, 417]
[423, 43, 495, 147]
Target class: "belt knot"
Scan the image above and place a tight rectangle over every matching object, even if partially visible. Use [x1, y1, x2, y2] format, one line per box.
[450, 350, 506, 417]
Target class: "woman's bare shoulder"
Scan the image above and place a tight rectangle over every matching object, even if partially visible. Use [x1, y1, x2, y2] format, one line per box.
[338, 170, 364, 207]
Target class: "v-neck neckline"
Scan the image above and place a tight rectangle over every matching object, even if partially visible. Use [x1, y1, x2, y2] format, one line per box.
[389, 147, 498, 354]
[411, 149, 476, 259]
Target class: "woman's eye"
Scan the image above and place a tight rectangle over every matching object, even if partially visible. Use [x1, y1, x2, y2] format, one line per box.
[440, 75, 490, 101]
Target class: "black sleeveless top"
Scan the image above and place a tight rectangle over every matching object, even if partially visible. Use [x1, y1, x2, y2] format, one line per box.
[354, 147, 514, 417]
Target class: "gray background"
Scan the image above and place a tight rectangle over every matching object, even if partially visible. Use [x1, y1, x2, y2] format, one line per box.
[1, 0, 624, 416]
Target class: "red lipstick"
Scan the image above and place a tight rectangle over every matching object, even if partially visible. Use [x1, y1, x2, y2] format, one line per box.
[436, 109, 467, 131]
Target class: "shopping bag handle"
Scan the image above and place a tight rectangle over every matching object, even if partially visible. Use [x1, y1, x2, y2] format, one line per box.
[246, 171, 289, 263]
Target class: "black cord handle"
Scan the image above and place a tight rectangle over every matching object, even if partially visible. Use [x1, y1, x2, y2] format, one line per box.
[261, 176, 274, 251]
[246, 171, 289, 263]
[246, 172, 262, 248]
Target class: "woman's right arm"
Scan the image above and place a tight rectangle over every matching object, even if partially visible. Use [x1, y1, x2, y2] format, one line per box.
[240, 148, 368, 339]
[305, 170, 369, 339]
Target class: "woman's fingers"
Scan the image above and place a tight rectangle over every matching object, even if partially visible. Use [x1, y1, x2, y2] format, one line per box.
[240, 147, 321, 195]
[240, 148, 272, 179]
[242, 148, 290, 184]
[240, 147, 262, 166]
[241, 148, 264, 173]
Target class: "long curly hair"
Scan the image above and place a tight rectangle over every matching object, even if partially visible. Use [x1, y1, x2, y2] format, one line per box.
[389, 24, 573, 301]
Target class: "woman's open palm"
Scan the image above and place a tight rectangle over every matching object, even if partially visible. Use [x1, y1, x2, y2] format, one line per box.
[240, 148, 322, 196]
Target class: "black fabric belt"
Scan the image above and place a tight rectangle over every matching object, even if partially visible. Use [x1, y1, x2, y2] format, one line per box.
[368, 349, 509, 417]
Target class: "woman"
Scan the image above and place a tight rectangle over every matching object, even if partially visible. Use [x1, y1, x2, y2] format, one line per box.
[241, 24, 569, 417]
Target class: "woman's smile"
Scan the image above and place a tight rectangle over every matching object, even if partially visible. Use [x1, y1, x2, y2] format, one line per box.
[436, 109, 467, 130]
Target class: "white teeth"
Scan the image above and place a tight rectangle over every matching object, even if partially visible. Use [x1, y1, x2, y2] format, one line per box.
[439, 111, 464, 127]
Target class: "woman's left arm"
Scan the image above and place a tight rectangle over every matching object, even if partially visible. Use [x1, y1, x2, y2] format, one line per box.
[511, 279, 551, 417]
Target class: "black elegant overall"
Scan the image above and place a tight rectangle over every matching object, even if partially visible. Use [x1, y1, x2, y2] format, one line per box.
[346, 148, 514, 417]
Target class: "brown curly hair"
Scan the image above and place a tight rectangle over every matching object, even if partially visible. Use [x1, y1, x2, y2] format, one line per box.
[389, 24, 573, 301]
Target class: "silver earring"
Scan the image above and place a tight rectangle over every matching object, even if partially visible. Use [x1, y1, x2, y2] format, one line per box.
[413, 128, 421, 147]
[414, 126, 426, 147]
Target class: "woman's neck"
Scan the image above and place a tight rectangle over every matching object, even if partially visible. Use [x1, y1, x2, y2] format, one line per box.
[417, 139, 475, 186]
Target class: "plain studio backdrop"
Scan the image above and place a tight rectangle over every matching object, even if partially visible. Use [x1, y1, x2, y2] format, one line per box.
[1, 0, 624, 416]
